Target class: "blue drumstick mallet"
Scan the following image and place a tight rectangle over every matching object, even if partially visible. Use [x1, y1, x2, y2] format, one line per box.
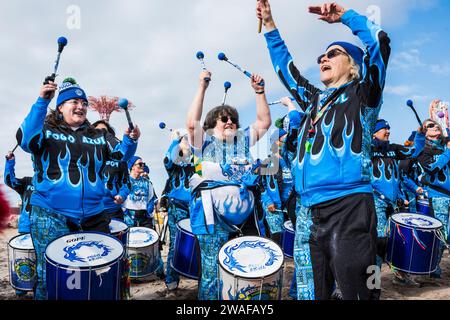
[218, 52, 264, 86]
[196, 51, 210, 82]
[159, 122, 173, 132]
[118, 98, 134, 131]
[44, 36, 68, 85]
[222, 81, 232, 106]
[268, 97, 296, 106]
[406, 99, 422, 127]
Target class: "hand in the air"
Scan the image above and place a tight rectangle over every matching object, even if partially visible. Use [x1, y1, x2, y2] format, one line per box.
[308, 2, 346, 23]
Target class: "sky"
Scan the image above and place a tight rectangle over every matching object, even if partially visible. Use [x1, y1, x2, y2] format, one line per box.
[0, 0, 449, 206]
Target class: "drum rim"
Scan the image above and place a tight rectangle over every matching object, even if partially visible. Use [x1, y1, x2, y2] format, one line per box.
[283, 220, 294, 233]
[218, 235, 285, 279]
[109, 218, 129, 234]
[127, 227, 159, 248]
[176, 219, 194, 236]
[8, 233, 34, 250]
[390, 213, 443, 229]
[170, 261, 199, 280]
[44, 231, 124, 270]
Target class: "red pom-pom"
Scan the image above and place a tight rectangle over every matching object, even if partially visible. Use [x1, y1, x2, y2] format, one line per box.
[0, 185, 11, 233]
[88, 96, 135, 122]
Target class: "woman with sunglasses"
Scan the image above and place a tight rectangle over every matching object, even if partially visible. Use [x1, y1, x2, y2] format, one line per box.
[416, 119, 450, 278]
[186, 70, 271, 300]
[16, 78, 140, 300]
[257, 1, 391, 300]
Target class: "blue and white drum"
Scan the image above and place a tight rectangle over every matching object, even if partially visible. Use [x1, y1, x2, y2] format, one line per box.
[416, 199, 432, 217]
[171, 219, 200, 279]
[386, 213, 442, 274]
[281, 221, 295, 258]
[127, 227, 160, 278]
[109, 219, 129, 247]
[8, 233, 36, 291]
[45, 232, 124, 300]
[218, 236, 284, 300]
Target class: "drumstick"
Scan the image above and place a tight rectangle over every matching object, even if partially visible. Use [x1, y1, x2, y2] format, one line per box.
[258, 19, 262, 33]
[160, 215, 169, 245]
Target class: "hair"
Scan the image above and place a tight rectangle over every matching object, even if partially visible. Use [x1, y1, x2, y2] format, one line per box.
[423, 118, 449, 145]
[347, 55, 361, 82]
[45, 108, 96, 134]
[202, 105, 240, 132]
[92, 120, 116, 136]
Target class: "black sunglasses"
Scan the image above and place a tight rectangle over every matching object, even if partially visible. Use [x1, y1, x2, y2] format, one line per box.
[219, 115, 238, 124]
[134, 162, 146, 168]
[426, 123, 440, 130]
[317, 48, 348, 65]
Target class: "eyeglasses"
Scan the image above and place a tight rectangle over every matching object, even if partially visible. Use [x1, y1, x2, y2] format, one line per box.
[219, 115, 238, 124]
[134, 162, 146, 168]
[65, 99, 88, 108]
[317, 48, 349, 65]
[425, 123, 440, 130]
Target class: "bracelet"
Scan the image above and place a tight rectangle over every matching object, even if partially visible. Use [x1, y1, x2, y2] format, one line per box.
[255, 90, 265, 94]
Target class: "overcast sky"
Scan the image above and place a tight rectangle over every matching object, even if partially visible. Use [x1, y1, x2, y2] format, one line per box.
[1, 0, 449, 206]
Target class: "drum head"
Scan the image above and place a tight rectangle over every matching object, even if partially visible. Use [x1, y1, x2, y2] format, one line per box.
[391, 213, 442, 229]
[128, 227, 158, 248]
[283, 220, 294, 232]
[9, 233, 34, 250]
[109, 219, 128, 234]
[177, 219, 192, 233]
[219, 236, 284, 279]
[45, 232, 124, 269]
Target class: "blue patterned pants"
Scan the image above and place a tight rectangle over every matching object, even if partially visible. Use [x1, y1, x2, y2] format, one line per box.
[263, 205, 284, 235]
[196, 223, 229, 300]
[374, 197, 389, 268]
[294, 200, 314, 300]
[165, 203, 189, 286]
[431, 197, 450, 277]
[30, 206, 70, 300]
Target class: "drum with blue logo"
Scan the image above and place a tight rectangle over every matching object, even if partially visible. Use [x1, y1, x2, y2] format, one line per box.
[416, 199, 432, 217]
[45, 232, 124, 300]
[127, 227, 160, 278]
[218, 236, 284, 300]
[386, 213, 442, 274]
[171, 219, 200, 279]
[281, 221, 295, 258]
[8, 233, 36, 291]
[109, 219, 129, 248]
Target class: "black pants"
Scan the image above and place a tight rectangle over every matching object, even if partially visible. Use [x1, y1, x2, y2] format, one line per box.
[309, 193, 378, 300]
[67, 211, 111, 234]
[108, 208, 125, 221]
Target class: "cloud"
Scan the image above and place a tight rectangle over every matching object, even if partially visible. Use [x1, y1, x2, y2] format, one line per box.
[430, 63, 450, 76]
[390, 49, 426, 71]
[385, 85, 414, 96]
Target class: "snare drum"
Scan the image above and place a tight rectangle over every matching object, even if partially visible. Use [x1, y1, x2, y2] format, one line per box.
[8, 233, 36, 291]
[45, 232, 124, 300]
[127, 227, 160, 278]
[416, 199, 432, 217]
[109, 219, 129, 247]
[386, 213, 442, 274]
[171, 219, 200, 279]
[218, 236, 284, 300]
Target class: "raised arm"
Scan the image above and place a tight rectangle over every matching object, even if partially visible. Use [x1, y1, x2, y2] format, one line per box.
[4, 154, 27, 195]
[17, 82, 57, 153]
[258, 0, 321, 111]
[187, 70, 211, 149]
[250, 74, 271, 144]
[106, 129, 139, 162]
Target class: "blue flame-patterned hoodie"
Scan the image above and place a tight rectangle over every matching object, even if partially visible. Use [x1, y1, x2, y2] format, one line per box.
[4, 158, 33, 233]
[264, 10, 391, 207]
[16, 97, 138, 221]
[102, 158, 132, 214]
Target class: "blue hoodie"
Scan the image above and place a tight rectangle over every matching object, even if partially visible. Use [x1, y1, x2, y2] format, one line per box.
[264, 10, 391, 207]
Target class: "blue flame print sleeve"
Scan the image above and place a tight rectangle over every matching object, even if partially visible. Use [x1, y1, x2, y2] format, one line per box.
[260, 174, 277, 209]
[17, 98, 51, 153]
[401, 172, 420, 194]
[420, 147, 450, 175]
[164, 139, 181, 171]
[341, 10, 391, 108]
[147, 186, 158, 216]
[107, 134, 137, 162]
[264, 30, 321, 111]
[4, 158, 24, 193]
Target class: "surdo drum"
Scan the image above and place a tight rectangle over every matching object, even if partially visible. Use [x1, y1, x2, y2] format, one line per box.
[171, 219, 200, 279]
[127, 227, 160, 278]
[8, 233, 36, 291]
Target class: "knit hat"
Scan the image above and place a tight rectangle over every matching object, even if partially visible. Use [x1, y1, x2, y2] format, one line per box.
[128, 156, 142, 171]
[374, 119, 390, 133]
[143, 164, 150, 174]
[270, 129, 288, 145]
[56, 78, 88, 107]
[327, 41, 364, 69]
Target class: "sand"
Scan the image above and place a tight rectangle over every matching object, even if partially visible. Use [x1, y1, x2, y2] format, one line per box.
[1, 218, 450, 301]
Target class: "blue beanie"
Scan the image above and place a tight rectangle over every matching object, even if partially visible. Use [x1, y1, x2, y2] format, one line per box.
[374, 119, 390, 133]
[327, 41, 364, 69]
[270, 129, 288, 145]
[56, 78, 88, 107]
[128, 155, 142, 171]
[143, 164, 150, 174]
